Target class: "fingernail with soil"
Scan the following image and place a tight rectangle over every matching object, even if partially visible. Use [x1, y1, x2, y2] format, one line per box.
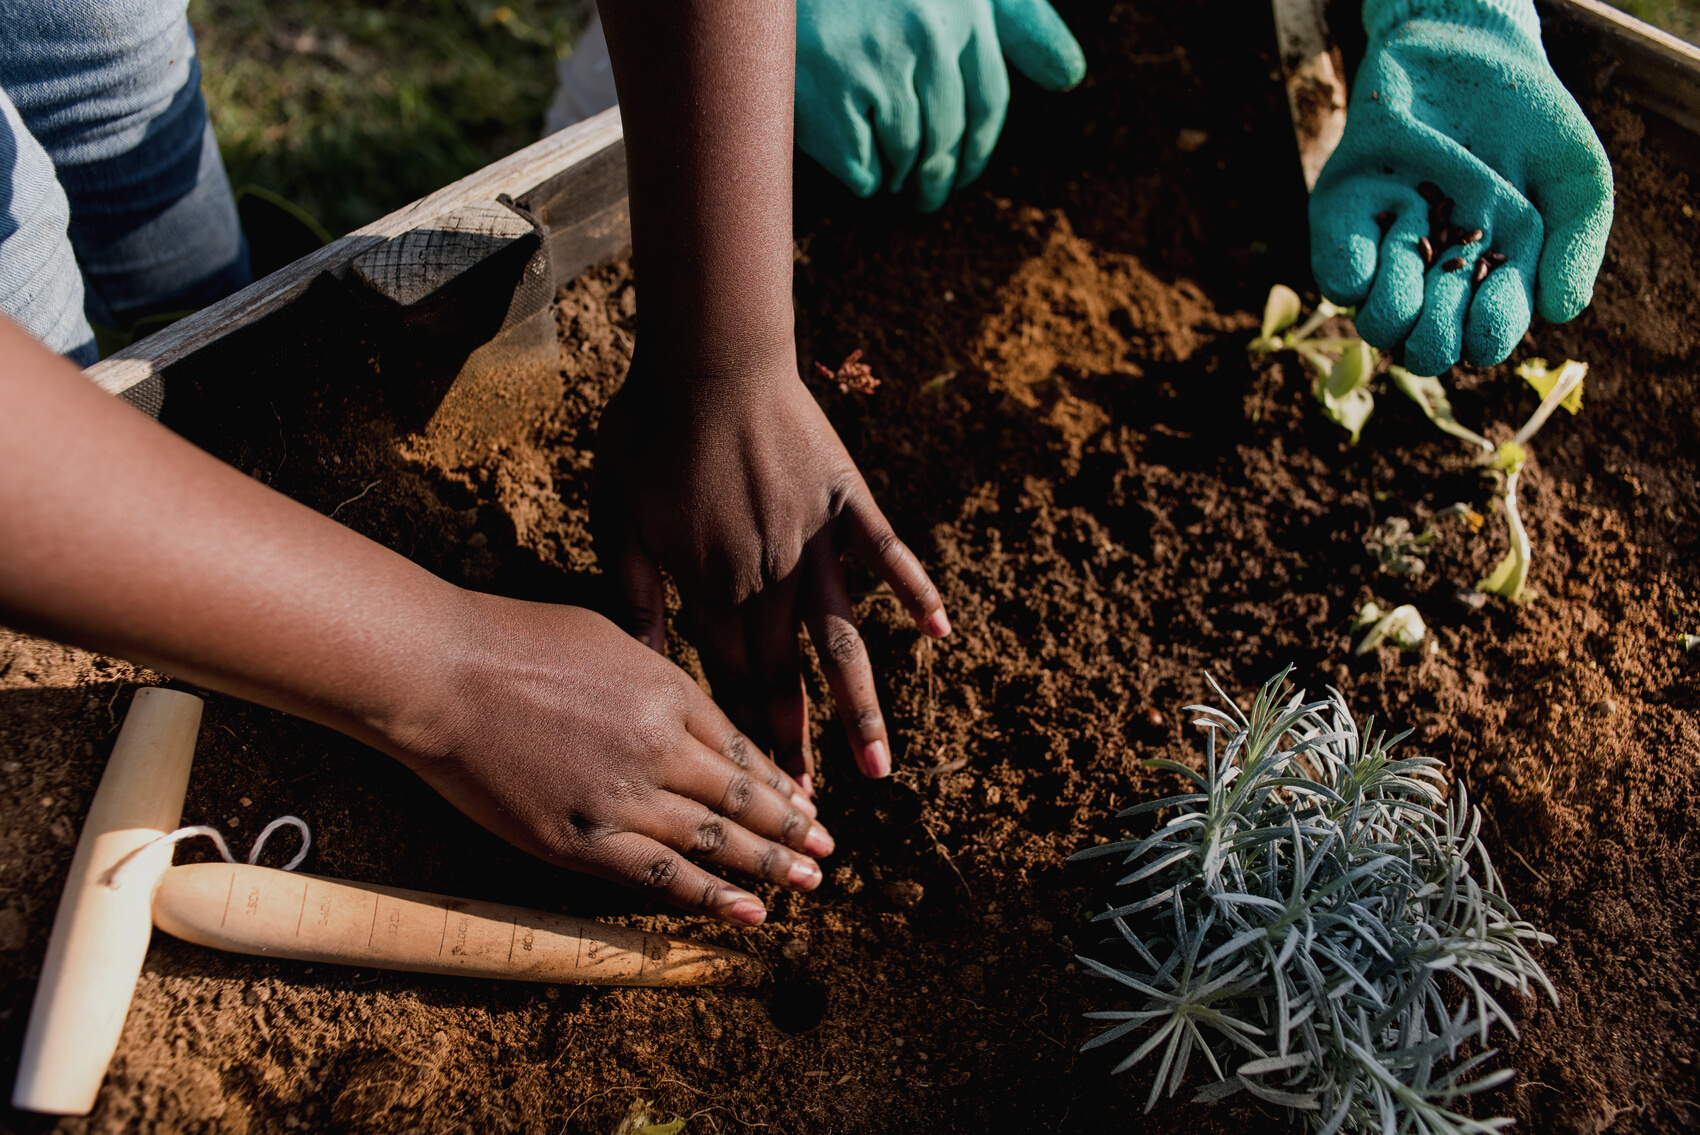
[788, 858, 822, 890]
[862, 739, 892, 778]
[805, 822, 835, 858]
[924, 609, 952, 638]
[798, 772, 815, 798]
[725, 895, 767, 926]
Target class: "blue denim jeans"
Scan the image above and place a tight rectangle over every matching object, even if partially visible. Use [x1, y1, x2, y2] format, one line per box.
[0, 0, 249, 366]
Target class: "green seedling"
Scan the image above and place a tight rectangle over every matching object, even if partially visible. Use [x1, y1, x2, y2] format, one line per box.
[1475, 361, 1587, 602]
[1350, 602, 1427, 654]
[1250, 286, 1376, 443]
[1681, 634, 1700, 654]
[1071, 670, 1554, 1134]
[1386, 368, 1493, 454]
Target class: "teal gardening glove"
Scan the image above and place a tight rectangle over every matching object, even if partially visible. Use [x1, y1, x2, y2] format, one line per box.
[1309, 0, 1613, 376]
[795, 0, 1086, 212]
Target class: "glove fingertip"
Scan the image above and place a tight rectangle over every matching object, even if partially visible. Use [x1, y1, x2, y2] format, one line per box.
[996, 0, 1087, 91]
[1464, 271, 1533, 367]
[1534, 275, 1592, 326]
[1308, 194, 1379, 305]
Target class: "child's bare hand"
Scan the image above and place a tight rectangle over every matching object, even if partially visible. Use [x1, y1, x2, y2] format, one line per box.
[593, 356, 950, 790]
[396, 596, 830, 925]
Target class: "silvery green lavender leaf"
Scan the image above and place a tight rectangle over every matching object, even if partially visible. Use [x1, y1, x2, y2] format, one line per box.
[1076, 669, 1555, 1134]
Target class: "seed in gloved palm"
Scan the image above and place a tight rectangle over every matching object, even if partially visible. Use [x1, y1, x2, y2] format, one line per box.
[1441, 257, 1466, 272]
[1418, 236, 1435, 267]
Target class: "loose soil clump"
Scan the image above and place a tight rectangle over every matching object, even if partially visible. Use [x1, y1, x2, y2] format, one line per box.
[4, 3, 1698, 1133]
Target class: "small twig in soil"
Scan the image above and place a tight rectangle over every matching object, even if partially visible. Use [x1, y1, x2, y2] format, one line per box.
[105, 683, 128, 730]
[922, 820, 974, 898]
[924, 756, 969, 778]
[329, 479, 382, 518]
[1509, 845, 1550, 884]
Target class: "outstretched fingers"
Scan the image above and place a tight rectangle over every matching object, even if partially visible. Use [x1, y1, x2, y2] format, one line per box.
[571, 829, 771, 926]
[681, 694, 817, 819]
[802, 537, 892, 779]
[842, 490, 949, 640]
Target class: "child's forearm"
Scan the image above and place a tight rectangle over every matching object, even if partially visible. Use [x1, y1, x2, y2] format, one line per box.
[0, 315, 461, 758]
[597, 0, 796, 384]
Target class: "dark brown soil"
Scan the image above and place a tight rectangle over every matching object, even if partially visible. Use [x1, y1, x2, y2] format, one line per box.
[4, 3, 1699, 1133]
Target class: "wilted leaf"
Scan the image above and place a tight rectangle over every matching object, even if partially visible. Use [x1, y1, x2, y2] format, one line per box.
[635, 1121, 686, 1135]
[1388, 366, 1493, 452]
[1516, 358, 1586, 415]
[1321, 384, 1374, 443]
[1513, 359, 1589, 447]
[1353, 603, 1427, 654]
[1477, 471, 1535, 602]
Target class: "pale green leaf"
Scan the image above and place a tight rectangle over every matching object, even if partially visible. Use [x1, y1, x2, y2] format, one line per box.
[1354, 604, 1427, 654]
[1261, 284, 1303, 341]
[1477, 471, 1534, 601]
[635, 1121, 687, 1135]
[1388, 366, 1493, 452]
[1488, 441, 1526, 474]
[1326, 339, 1376, 399]
[1321, 384, 1374, 444]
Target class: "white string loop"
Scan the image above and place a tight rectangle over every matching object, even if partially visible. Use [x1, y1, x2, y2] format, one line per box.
[103, 815, 311, 890]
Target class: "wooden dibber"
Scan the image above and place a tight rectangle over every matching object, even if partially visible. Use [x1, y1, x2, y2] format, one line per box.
[153, 863, 747, 986]
[13, 689, 754, 1117]
[12, 687, 204, 1115]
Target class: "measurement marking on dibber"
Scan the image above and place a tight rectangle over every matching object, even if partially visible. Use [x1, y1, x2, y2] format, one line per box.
[438, 903, 450, 957]
[507, 916, 519, 964]
[637, 935, 649, 979]
[219, 869, 236, 929]
[367, 891, 380, 948]
[295, 880, 309, 936]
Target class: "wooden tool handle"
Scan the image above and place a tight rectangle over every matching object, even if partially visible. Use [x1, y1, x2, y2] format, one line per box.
[153, 863, 754, 987]
[12, 688, 203, 1116]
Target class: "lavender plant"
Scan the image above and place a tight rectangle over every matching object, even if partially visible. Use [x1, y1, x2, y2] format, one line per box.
[1071, 670, 1554, 1133]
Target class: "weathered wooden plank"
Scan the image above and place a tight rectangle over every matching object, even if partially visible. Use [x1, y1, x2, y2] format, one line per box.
[1541, 0, 1700, 139]
[351, 202, 536, 308]
[1273, 0, 1350, 191]
[85, 106, 626, 401]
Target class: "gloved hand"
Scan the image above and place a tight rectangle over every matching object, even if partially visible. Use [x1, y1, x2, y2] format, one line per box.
[796, 0, 1086, 212]
[1309, 0, 1613, 376]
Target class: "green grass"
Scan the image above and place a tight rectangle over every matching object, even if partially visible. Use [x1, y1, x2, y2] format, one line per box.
[1607, 0, 1700, 43]
[191, 0, 584, 237]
